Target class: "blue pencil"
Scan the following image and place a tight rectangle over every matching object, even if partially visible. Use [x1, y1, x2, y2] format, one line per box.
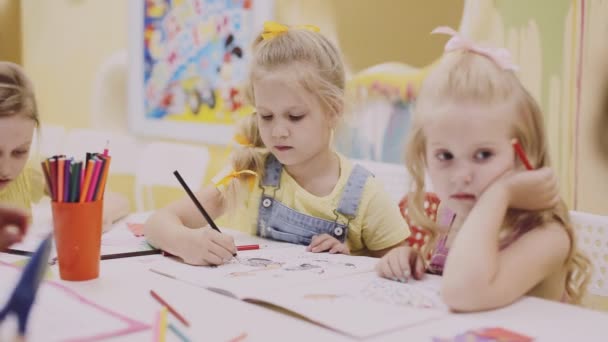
[168, 322, 191, 342]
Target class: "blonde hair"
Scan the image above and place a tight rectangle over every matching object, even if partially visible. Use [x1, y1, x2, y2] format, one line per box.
[0, 62, 39, 125]
[406, 50, 591, 304]
[222, 25, 346, 210]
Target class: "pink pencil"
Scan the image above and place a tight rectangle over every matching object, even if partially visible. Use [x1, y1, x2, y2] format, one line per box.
[86, 158, 103, 202]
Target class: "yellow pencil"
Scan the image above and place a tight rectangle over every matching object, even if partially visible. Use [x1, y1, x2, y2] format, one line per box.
[158, 307, 168, 342]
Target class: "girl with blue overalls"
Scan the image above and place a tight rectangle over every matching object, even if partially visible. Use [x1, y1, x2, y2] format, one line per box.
[144, 21, 410, 266]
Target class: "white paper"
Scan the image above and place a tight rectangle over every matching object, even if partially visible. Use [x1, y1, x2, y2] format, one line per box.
[0, 263, 147, 341]
[251, 272, 448, 338]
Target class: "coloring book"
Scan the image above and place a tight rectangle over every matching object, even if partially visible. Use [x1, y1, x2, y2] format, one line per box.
[149, 246, 448, 339]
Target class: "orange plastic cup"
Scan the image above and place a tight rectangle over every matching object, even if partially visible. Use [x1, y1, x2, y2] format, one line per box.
[51, 200, 103, 281]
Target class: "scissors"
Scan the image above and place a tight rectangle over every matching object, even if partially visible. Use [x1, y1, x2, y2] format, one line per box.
[0, 234, 52, 336]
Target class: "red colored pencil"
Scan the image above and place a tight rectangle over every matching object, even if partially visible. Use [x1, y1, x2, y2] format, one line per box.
[236, 244, 260, 251]
[511, 139, 534, 170]
[149, 290, 190, 327]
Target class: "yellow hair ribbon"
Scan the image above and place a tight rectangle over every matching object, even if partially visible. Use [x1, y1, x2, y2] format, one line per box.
[215, 170, 258, 191]
[234, 133, 253, 147]
[261, 21, 320, 40]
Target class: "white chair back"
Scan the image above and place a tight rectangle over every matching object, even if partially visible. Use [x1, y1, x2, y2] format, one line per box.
[351, 159, 410, 203]
[571, 210, 608, 297]
[134, 141, 210, 211]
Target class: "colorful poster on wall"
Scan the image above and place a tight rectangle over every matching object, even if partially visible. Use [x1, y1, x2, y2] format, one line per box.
[128, 0, 273, 144]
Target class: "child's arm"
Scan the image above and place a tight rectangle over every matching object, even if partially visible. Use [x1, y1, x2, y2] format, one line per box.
[442, 167, 566, 312]
[144, 185, 236, 266]
[361, 179, 411, 257]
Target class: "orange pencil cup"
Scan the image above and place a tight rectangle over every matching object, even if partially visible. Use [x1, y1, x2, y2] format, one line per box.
[51, 200, 103, 281]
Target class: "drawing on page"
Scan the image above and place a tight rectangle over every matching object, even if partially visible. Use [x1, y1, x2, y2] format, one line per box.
[300, 277, 443, 309]
[227, 258, 284, 277]
[223, 252, 363, 278]
[359, 278, 442, 308]
[302, 294, 345, 301]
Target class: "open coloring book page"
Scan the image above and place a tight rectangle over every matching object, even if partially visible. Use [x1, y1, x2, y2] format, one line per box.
[149, 245, 378, 298]
[250, 272, 448, 339]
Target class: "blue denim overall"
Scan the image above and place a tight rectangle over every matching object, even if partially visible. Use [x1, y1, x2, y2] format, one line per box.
[257, 155, 372, 245]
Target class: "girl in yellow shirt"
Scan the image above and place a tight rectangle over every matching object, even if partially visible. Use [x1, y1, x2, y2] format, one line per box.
[145, 22, 410, 265]
[0, 61, 128, 228]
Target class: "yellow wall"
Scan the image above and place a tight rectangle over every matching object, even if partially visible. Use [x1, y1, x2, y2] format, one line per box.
[0, 0, 21, 63]
[21, 0, 128, 128]
[576, 1, 608, 215]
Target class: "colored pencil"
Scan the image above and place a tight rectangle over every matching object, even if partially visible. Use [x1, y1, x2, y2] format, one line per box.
[173, 170, 221, 233]
[236, 244, 260, 251]
[168, 322, 191, 342]
[63, 158, 71, 202]
[94, 155, 111, 201]
[511, 139, 534, 170]
[157, 307, 168, 342]
[40, 160, 52, 198]
[49, 158, 57, 201]
[86, 157, 103, 202]
[57, 158, 65, 202]
[150, 290, 190, 327]
[79, 159, 95, 202]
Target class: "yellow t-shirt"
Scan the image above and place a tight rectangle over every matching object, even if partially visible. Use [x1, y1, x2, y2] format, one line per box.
[0, 166, 45, 213]
[215, 154, 410, 256]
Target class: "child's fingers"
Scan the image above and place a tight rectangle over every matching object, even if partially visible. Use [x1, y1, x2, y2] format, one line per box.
[393, 250, 411, 281]
[329, 243, 349, 254]
[218, 233, 237, 254]
[185, 249, 222, 266]
[413, 254, 426, 280]
[207, 239, 235, 263]
[307, 234, 326, 251]
[310, 234, 331, 246]
[387, 254, 406, 282]
[308, 234, 333, 251]
[329, 244, 341, 254]
[376, 258, 394, 279]
[200, 252, 223, 266]
[311, 237, 337, 253]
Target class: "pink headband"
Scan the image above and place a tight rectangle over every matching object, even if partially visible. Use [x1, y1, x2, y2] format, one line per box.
[431, 26, 519, 72]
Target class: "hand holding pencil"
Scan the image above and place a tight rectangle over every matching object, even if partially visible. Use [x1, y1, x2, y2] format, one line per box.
[170, 170, 237, 266]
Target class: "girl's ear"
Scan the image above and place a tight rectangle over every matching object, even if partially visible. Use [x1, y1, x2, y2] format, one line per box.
[328, 101, 344, 129]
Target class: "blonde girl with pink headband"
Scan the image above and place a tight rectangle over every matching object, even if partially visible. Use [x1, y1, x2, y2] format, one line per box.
[376, 27, 591, 312]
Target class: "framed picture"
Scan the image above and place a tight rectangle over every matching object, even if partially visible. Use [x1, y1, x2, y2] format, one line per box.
[128, 0, 274, 144]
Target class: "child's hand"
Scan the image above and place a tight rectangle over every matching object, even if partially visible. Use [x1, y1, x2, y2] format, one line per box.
[0, 206, 28, 250]
[306, 234, 350, 254]
[375, 246, 425, 282]
[181, 227, 236, 266]
[494, 167, 560, 210]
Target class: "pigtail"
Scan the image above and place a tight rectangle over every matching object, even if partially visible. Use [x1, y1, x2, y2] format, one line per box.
[404, 127, 440, 258]
[220, 113, 267, 213]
